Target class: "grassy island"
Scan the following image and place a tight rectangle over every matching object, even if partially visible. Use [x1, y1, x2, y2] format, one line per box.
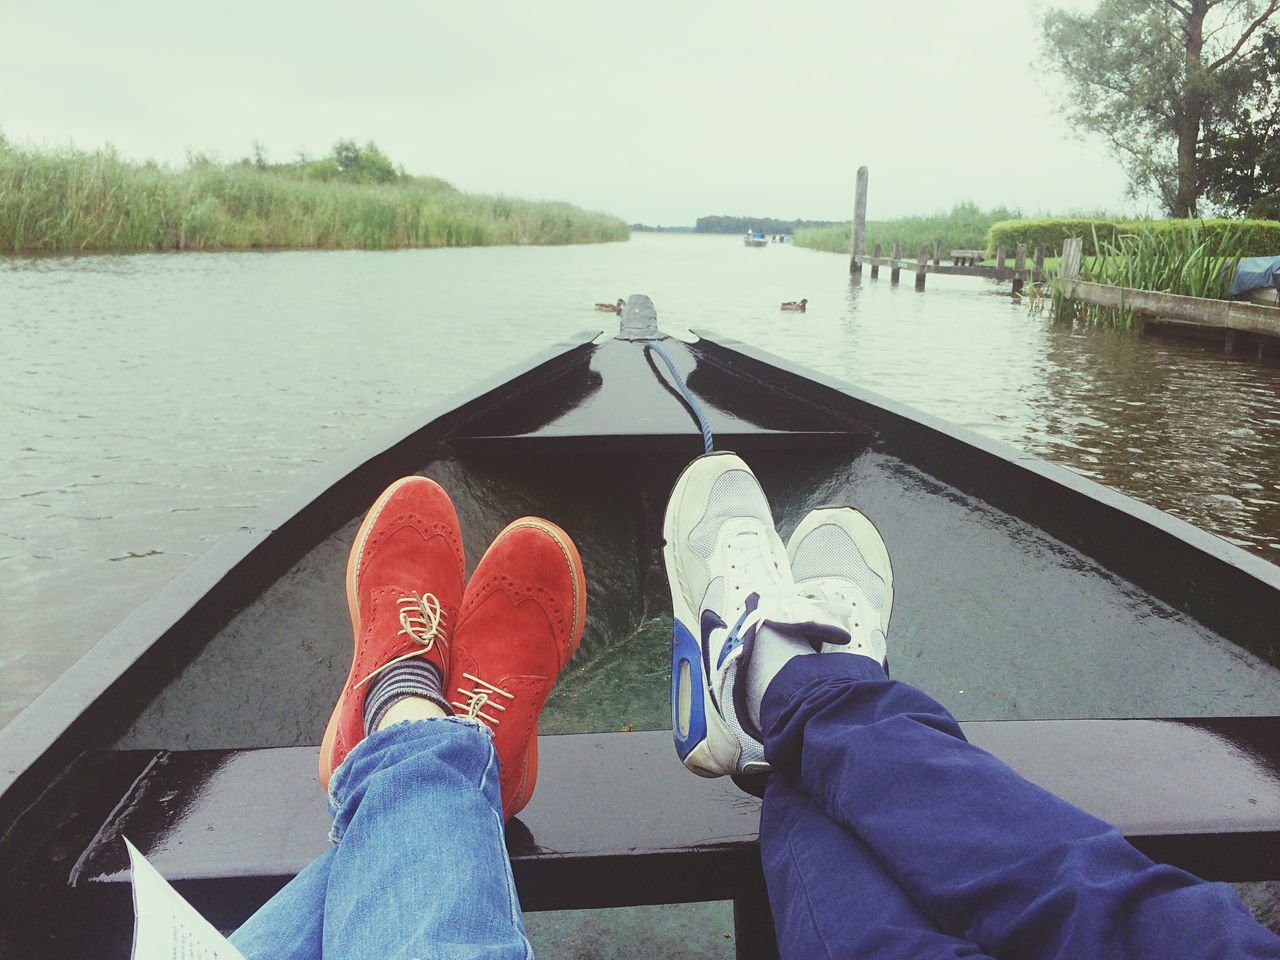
[0, 137, 629, 253]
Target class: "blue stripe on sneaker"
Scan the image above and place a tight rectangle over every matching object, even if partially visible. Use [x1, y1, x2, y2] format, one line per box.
[671, 618, 708, 761]
[715, 593, 760, 668]
[700, 609, 725, 676]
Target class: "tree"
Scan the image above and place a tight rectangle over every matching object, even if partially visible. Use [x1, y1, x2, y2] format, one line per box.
[1200, 26, 1280, 216]
[330, 139, 400, 184]
[1042, 0, 1279, 217]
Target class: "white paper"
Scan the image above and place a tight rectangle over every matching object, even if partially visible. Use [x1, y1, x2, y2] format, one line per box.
[126, 838, 246, 960]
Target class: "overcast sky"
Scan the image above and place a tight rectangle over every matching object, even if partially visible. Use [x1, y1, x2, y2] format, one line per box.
[2, 0, 1147, 225]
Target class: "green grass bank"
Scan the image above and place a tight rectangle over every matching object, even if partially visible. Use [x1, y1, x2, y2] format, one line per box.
[796, 207, 1278, 285]
[0, 139, 629, 253]
[988, 217, 1280, 258]
[793, 203, 1018, 257]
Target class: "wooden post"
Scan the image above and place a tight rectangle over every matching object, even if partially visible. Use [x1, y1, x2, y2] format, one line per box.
[890, 242, 902, 285]
[933, 239, 942, 266]
[995, 244, 1006, 280]
[1013, 243, 1027, 295]
[915, 244, 929, 290]
[849, 166, 868, 277]
[1061, 237, 1083, 296]
[1034, 244, 1045, 281]
[871, 242, 882, 280]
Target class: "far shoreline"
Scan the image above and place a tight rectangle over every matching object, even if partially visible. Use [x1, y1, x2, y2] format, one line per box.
[0, 137, 630, 255]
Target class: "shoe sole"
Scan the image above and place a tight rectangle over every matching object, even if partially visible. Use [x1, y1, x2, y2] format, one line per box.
[662, 451, 755, 778]
[495, 516, 587, 817]
[787, 507, 894, 635]
[319, 475, 430, 791]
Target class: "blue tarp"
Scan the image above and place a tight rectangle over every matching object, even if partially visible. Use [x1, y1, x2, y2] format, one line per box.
[1227, 256, 1280, 297]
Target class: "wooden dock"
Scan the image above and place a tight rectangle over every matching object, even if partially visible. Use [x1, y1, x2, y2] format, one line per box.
[1055, 237, 1280, 358]
[840, 168, 1280, 354]
[855, 247, 1047, 285]
[845, 167, 1042, 293]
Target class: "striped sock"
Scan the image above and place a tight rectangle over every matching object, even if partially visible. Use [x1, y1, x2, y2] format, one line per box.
[363, 660, 451, 736]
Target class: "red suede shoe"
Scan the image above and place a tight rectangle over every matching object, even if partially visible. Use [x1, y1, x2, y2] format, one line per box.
[319, 476, 465, 791]
[450, 518, 586, 820]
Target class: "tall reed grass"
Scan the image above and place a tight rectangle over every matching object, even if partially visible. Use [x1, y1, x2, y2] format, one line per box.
[0, 140, 629, 253]
[792, 202, 1018, 257]
[1050, 223, 1242, 327]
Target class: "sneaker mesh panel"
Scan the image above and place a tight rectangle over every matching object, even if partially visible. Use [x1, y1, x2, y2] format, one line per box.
[687, 470, 772, 560]
[719, 659, 767, 767]
[791, 526, 886, 608]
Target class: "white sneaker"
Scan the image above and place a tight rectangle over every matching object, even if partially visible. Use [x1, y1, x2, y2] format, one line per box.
[663, 453, 848, 777]
[787, 508, 894, 669]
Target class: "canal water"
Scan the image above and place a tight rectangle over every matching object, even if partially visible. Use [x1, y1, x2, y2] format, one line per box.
[6, 232, 1280, 950]
[5, 232, 1280, 728]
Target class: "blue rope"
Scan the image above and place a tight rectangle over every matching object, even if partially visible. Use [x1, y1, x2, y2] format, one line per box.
[647, 343, 714, 453]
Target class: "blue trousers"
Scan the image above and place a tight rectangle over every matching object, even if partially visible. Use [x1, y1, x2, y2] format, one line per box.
[760, 654, 1280, 960]
[231, 657, 1280, 959]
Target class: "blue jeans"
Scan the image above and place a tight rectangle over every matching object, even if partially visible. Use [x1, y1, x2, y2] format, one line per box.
[760, 654, 1280, 960]
[231, 716, 531, 960]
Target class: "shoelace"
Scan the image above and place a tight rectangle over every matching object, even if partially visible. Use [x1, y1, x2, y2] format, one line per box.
[800, 581, 862, 627]
[354, 591, 445, 689]
[718, 526, 804, 657]
[451, 673, 515, 725]
[799, 581, 881, 652]
[725, 526, 787, 590]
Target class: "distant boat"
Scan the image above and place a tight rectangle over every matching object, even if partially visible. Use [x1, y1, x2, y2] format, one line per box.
[1243, 288, 1280, 307]
[743, 230, 767, 248]
[1229, 257, 1280, 306]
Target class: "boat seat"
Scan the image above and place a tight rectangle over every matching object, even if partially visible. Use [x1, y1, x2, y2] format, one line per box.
[66, 720, 1280, 960]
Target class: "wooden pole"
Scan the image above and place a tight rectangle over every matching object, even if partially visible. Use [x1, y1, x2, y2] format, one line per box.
[1061, 237, 1083, 296]
[915, 244, 929, 290]
[1034, 244, 1045, 281]
[890, 242, 902, 285]
[849, 166, 868, 277]
[871, 242, 882, 280]
[933, 239, 942, 266]
[1013, 243, 1027, 295]
[995, 244, 1006, 280]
